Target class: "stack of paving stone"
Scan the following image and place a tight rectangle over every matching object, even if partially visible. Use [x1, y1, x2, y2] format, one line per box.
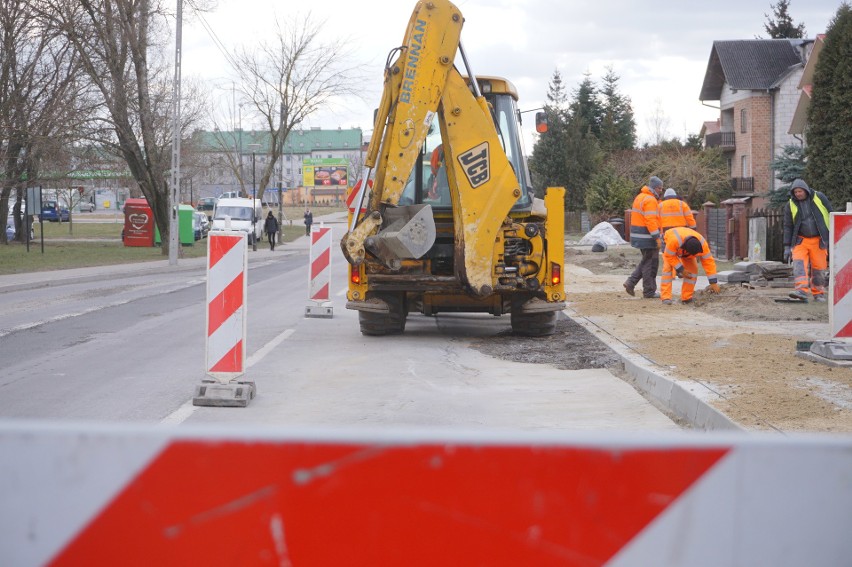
[716, 261, 794, 288]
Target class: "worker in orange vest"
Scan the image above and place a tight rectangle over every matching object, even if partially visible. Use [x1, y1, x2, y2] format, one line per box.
[661, 227, 721, 305]
[658, 188, 696, 236]
[624, 176, 663, 299]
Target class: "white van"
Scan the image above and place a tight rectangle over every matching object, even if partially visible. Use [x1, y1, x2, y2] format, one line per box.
[211, 198, 263, 244]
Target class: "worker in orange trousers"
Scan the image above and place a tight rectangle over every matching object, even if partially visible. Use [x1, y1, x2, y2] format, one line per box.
[661, 227, 720, 305]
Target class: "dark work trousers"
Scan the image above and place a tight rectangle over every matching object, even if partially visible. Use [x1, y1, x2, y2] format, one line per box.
[626, 248, 659, 297]
[267, 232, 276, 251]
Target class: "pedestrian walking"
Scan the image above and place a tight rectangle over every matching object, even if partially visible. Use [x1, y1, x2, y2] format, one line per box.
[624, 176, 663, 298]
[783, 178, 833, 302]
[303, 209, 313, 236]
[264, 211, 279, 251]
[660, 227, 720, 305]
[658, 188, 696, 236]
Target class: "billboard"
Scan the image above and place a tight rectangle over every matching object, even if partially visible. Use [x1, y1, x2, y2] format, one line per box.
[303, 158, 348, 187]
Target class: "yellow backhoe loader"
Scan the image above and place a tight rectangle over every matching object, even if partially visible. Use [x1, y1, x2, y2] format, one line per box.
[341, 0, 566, 336]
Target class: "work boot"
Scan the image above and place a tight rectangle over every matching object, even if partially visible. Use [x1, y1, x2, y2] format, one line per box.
[681, 298, 693, 305]
[643, 292, 660, 299]
[814, 295, 826, 303]
[623, 282, 635, 297]
[661, 299, 673, 305]
[789, 289, 809, 302]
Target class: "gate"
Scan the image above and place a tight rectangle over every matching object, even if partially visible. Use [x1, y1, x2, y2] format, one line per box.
[749, 208, 784, 262]
[706, 208, 727, 259]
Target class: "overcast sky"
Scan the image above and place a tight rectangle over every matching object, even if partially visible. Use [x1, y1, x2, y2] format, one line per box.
[181, 0, 843, 148]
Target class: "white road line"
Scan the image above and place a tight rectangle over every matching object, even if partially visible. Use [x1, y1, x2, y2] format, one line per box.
[246, 329, 295, 367]
[159, 328, 296, 426]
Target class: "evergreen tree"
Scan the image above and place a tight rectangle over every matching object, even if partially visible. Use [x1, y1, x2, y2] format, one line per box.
[805, 4, 852, 206]
[569, 73, 602, 139]
[529, 70, 571, 198]
[561, 115, 603, 211]
[584, 164, 633, 223]
[598, 67, 637, 152]
[768, 144, 806, 207]
[763, 0, 806, 38]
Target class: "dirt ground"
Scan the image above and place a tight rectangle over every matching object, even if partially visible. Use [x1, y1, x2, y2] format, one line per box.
[475, 245, 852, 432]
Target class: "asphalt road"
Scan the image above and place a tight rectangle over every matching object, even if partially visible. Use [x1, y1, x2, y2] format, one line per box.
[0, 228, 679, 431]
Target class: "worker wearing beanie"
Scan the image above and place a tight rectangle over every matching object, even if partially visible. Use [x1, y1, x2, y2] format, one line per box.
[782, 178, 833, 302]
[624, 176, 664, 298]
[658, 187, 696, 236]
[661, 226, 720, 305]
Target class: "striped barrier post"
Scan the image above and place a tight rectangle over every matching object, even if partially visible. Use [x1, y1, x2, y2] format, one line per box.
[3, 424, 851, 566]
[807, 211, 852, 363]
[194, 230, 255, 406]
[305, 224, 333, 318]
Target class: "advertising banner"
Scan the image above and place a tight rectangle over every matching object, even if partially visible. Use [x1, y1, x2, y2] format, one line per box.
[302, 158, 348, 187]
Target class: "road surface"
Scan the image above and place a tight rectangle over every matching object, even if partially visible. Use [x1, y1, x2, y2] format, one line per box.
[0, 226, 679, 431]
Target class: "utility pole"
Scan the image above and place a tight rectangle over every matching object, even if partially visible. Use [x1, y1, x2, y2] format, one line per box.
[168, 0, 183, 265]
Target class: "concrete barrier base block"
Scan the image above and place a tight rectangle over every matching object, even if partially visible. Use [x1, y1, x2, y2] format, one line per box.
[810, 340, 852, 360]
[305, 304, 333, 318]
[193, 381, 256, 407]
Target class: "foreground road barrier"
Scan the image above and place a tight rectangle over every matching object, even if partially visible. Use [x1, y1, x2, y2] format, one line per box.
[2, 422, 850, 566]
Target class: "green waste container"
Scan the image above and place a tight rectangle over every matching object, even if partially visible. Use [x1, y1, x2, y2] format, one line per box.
[155, 204, 196, 245]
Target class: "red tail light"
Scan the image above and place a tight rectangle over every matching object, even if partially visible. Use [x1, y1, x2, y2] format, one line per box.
[551, 263, 561, 286]
[350, 266, 361, 285]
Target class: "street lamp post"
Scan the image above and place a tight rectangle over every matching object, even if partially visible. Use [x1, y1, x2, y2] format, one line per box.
[251, 149, 257, 251]
[247, 142, 261, 252]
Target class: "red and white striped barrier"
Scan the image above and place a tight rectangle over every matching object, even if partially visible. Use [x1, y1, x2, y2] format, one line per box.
[3, 424, 851, 566]
[205, 232, 248, 377]
[346, 179, 371, 214]
[196, 231, 255, 406]
[306, 224, 332, 318]
[830, 212, 852, 339]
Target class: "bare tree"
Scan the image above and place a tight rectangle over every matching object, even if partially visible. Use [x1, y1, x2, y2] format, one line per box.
[37, 0, 207, 255]
[225, 13, 364, 203]
[644, 98, 671, 147]
[0, 0, 84, 243]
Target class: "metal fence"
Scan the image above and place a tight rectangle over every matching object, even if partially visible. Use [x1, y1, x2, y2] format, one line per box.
[748, 207, 784, 262]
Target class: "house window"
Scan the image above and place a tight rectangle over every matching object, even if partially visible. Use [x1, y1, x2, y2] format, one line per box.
[740, 109, 748, 133]
[741, 154, 749, 176]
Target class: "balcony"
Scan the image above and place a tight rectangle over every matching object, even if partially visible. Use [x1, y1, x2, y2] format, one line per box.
[731, 177, 755, 195]
[705, 131, 736, 151]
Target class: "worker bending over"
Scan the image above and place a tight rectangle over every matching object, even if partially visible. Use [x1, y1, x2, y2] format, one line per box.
[661, 227, 721, 305]
[658, 188, 696, 236]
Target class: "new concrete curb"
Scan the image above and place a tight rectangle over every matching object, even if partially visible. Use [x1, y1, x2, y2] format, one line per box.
[565, 309, 742, 431]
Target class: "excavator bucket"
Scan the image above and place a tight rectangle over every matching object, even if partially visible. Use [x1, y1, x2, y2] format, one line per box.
[365, 205, 436, 270]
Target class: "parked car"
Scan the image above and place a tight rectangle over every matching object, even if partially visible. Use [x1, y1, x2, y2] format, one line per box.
[193, 211, 210, 240]
[196, 197, 217, 220]
[39, 200, 70, 222]
[78, 201, 96, 212]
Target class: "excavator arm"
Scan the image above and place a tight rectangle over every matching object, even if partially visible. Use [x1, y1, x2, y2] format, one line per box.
[341, 0, 462, 266]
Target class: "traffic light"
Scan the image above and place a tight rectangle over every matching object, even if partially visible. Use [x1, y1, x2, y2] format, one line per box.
[535, 112, 549, 134]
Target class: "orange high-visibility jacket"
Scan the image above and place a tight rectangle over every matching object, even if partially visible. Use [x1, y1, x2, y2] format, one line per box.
[658, 197, 696, 231]
[662, 227, 718, 283]
[629, 186, 661, 249]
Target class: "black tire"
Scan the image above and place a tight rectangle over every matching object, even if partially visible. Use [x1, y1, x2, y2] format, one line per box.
[359, 292, 407, 336]
[510, 297, 558, 337]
